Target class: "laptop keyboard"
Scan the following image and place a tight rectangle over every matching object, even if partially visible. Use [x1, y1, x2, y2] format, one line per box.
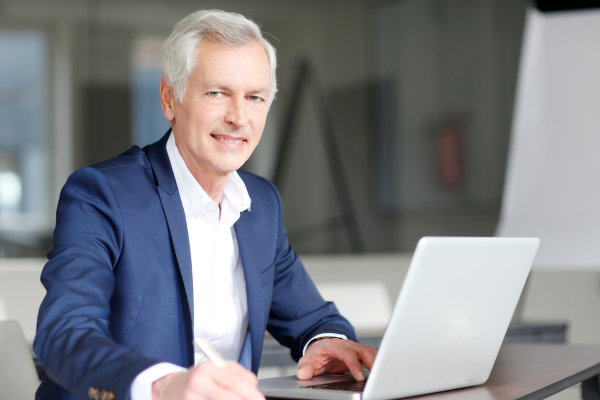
[303, 379, 367, 392]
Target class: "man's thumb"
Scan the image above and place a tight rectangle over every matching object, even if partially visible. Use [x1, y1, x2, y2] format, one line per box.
[297, 362, 315, 381]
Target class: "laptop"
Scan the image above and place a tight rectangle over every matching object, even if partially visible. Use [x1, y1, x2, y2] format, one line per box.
[258, 236, 539, 400]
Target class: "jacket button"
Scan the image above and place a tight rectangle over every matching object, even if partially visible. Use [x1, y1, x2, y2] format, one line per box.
[100, 390, 115, 400]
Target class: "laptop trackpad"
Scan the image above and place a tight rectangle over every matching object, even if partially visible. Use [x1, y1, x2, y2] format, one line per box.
[259, 374, 363, 399]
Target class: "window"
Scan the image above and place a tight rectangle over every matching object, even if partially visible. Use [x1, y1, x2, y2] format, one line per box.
[0, 31, 48, 223]
[131, 36, 170, 148]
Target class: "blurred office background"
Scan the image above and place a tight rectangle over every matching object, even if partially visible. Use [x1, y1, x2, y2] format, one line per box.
[1, 1, 600, 398]
[0, 0, 529, 256]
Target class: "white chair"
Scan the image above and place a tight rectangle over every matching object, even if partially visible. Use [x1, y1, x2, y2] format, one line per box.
[315, 281, 393, 335]
[300, 253, 412, 336]
[0, 320, 39, 400]
[0, 258, 46, 343]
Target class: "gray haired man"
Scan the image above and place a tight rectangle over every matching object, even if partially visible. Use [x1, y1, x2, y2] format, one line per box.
[34, 9, 376, 400]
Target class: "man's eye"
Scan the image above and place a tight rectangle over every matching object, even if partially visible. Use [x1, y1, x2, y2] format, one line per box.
[248, 96, 263, 102]
[208, 92, 222, 98]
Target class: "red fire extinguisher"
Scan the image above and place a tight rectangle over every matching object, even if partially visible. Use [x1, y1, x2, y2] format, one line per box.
[437, 122, 464, 190]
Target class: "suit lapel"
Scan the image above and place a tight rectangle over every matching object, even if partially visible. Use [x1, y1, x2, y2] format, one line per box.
[146, 131, 194, 327]
[147, 131, 265, 371]
[234, 211, 265, 373]
[157, 189, 194, 324]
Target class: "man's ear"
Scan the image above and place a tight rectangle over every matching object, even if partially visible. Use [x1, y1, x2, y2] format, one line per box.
[160, 76, 176, 121]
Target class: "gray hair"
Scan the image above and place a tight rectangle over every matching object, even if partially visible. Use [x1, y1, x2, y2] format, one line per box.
[162, 9, 278, 106]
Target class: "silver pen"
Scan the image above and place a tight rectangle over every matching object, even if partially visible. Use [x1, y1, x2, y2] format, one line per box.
[194, 336, 227, 368]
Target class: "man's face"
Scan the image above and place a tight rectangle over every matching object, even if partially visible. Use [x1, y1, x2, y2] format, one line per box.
[161, 39, 271, 177]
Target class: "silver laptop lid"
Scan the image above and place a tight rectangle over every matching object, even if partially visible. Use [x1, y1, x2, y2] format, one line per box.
[363, 236, 539, 400]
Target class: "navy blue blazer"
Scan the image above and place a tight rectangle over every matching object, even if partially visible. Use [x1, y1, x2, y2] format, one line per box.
[34, 132, 356, 400]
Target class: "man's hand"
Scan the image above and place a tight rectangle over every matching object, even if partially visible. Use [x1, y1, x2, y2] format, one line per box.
[297, 338, 378, 382]
[152, 361, 265, 400]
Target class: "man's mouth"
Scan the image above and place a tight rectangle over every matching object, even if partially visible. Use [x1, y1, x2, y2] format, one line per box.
[211, 134, 245, 144]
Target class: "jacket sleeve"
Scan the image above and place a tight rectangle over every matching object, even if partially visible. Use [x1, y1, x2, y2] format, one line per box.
[34, 167, 161, 400]
[264, 181, 357, 361]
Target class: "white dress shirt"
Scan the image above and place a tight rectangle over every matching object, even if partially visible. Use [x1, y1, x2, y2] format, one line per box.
[130, 132, 346, 399]
[131, 133, 250, 399]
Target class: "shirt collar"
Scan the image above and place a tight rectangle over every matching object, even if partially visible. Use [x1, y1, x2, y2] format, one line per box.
[166, 132, 251, 220]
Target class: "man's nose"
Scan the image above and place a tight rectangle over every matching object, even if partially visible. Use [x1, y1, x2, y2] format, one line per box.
[225, 97, 249, 127]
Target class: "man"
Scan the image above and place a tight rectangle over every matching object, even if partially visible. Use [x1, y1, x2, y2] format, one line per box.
[34, 10, 376, 400]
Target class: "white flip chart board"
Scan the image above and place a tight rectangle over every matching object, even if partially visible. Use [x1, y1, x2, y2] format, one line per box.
[496, 7, 600, 269]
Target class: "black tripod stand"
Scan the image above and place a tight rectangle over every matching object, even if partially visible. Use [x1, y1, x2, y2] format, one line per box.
[272, 59, 364, 253]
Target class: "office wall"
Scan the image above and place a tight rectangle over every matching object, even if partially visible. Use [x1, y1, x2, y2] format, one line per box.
[371, 0, 528, 251]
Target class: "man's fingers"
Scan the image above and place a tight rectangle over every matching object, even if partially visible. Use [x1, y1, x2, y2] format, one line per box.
[198, 360, 257, 385]
[299, 339, 378, 382]
[218, 362, 263, 400]
[194, 361, 264, 400]
[353, 343, 378, 370]
[297, 357, 316, 380]
[193, 370, 245, 400]
[312, 340, 365, 381]
[153, 361, 264, 400]
[310, 341, 363, 381]
[336, 346, 365, 381]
